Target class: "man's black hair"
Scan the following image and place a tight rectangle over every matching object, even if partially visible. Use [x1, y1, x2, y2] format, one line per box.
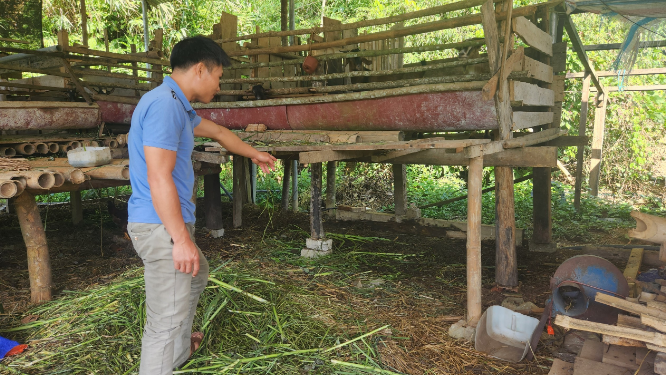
[170, 36, 232, 71]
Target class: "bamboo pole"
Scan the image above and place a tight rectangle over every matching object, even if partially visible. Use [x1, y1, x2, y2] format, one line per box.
[62, 45, 168, 66]
[36, 167, 86, 184]
[73, 66, 160, 82]
[15, 191, 53, 303]
[467, 156, 483, 325]
[50, 171, 65, 187]
[19, 171, 56, 189]
[14, 143, 36, 155]
[35, 143, 49, 154]
[81, 165, 129, 180]
[221, 57, 488, 84]
[197, 80, 487, 109]
[229, 39, 488, 70]
[0, 81, 70, 92]
[226, 6, 538, 57]
[0, 147, 16, 157]
[219, 0, 494, 43]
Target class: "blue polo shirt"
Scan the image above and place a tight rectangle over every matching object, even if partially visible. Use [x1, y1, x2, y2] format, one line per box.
[128, 76, 202, 224]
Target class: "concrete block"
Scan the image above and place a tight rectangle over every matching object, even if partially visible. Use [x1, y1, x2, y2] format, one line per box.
[207, 228, 225, 238]
[305, 238, 333, 251]
[301, 248, 332, 258]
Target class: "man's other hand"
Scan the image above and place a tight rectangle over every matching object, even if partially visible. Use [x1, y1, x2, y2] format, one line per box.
[172, 239, 200, 276]
[252, 152, 277, 174]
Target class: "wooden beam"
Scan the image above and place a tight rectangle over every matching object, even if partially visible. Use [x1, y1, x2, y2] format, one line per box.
[310, 163, 324, 240]
[562, 14, 604, 94]
[503, 128, 565, 148]
[592, 85, 666, 92]
[512, 111, 554, 130]
[584, 39, 666, 51]
[71, 191, 83, 226]
[512, 16, 553, 56]
[510, 80, 554, 106]
[365, 146, 557, 167]
[566, 67, 666, 79]
[326, 161, 337, 217]
[393, 164, 407, 216]
[299, 150, 372, 164]
[574, 74, 591, 210]
[596, 293, 666, 320]
[589, 95, 607, 196]
[15, 192, 53, 303]
[281, 160, 291, 211]
[624, 248, 644, 284]
[467, 156, 483, 325]
[232, 156, 245, 228]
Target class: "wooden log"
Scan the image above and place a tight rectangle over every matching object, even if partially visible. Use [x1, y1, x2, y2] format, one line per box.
[203, 173, 224, 231]
[310, 163, 324, 240]
[556, 315, 666, 348]
[574, 74, 591, 210]
[281, 160, 291, 211]
[512, 17, 553, 56]
[326, 161, 336, 216]
[232, 156, 245, 228]
[629, 211, 666, 245]
[589, 95, 607, 196]
[495, 165, 517, 286]
[467, 156, 483, 325]
[15, 192, 53, 303]
[393, 164, 407, 216]
[226, 5, 540, 57]
[70, 190, 83, 226]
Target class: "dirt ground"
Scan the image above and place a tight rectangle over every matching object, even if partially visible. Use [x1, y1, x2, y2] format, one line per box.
[0, 198, 642, 374]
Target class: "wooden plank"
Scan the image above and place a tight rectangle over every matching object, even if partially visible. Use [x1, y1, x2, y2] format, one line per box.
[604, 335, 648, 348]
[580, 339, 606, 362]
[556, 315, 666, 348]
[512, 111, 554, 130]
[603, 345, 639, 370]
[648, 301, 666, 313]
[553, 75, 566, 102]
[523, 55, 553, 83]
[596, 293, 666, 320]
[299, 150, 372, 164]
[503, 128, 565, 149]
[589, 96, 607, 196]
[552, 42, 568, 73]
[573, 357, 633, 375]
[643, 315, 666, 334]
[617, 314, 649, 330]
[624, 248, 645, 283]
[192, 151, 228, 164]
[510, 80, 555, 106]
[567, 68, 666, 79]
[549, 358, 574, 375]
[370, 149, 423, 163]
[513, 16, 553, 56]
[656, 352, 666, 374]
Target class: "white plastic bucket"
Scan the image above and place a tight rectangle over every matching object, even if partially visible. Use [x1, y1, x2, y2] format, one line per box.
[474, 305, 539, 362]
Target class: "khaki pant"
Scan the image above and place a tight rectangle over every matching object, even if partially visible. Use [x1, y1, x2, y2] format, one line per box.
[128, 222, 209, 375]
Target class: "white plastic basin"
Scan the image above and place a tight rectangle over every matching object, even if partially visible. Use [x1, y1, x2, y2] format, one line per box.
[474, 305, 540, 362]
[67, 146, 112, 168]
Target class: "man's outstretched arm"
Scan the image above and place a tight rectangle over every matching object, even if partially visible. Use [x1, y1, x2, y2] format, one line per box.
[193, 118, 277, 173]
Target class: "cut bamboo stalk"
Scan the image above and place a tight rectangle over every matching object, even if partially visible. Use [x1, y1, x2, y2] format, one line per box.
[629, 211, 666, 244]
[116, 134, 127, 146]
[37, 167, 85, 184]
[14, 143, 35, 155]
[35, 143, 49, 154]
[0, 179, 18, 198]
[69, 141, 82, 149]
[0, 147, 16, 157]
[50, 171, 65, 187]
[20, 171, 56, 189]
[102, 138, 119, 148]
[14, 191, 52, 303]
[47, 143, 59, 153]
[82, 164, 129, 180]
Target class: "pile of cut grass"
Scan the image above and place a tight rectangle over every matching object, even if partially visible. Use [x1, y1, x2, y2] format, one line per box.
[0, 262, 401, 375]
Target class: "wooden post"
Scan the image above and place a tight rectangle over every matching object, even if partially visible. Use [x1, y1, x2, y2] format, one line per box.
[481, 0, 517, 287]
[292, 159, 299, 212]
[15, 192, 52, 303]
[281, 160, 291, 210]
[467, 156, 483, 326]
[130, 44, 140, 96]
[232, 156, 246, 228]
[203, 174, 224, 231]
[589, 94, 607, 197]
[250, 163, 257, 204]
[70, 190, 83, 226]
[80, 0, 88, 47]
[574, 74, 591, 210]
[393, 164, 407, 216]
[326, 161, 336, 217]
[280, 0, 289, 46]
[310, 163, 324, 240]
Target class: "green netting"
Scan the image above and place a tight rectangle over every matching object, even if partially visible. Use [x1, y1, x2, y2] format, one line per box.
[0, 0, 43, 48]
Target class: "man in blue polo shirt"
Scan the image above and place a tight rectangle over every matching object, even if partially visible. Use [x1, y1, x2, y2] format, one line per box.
[127, 36, 276, 375]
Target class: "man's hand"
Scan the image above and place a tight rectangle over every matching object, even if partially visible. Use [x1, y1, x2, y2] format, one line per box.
[172, 238, 200, 276]
[252, 151, 277, 174]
